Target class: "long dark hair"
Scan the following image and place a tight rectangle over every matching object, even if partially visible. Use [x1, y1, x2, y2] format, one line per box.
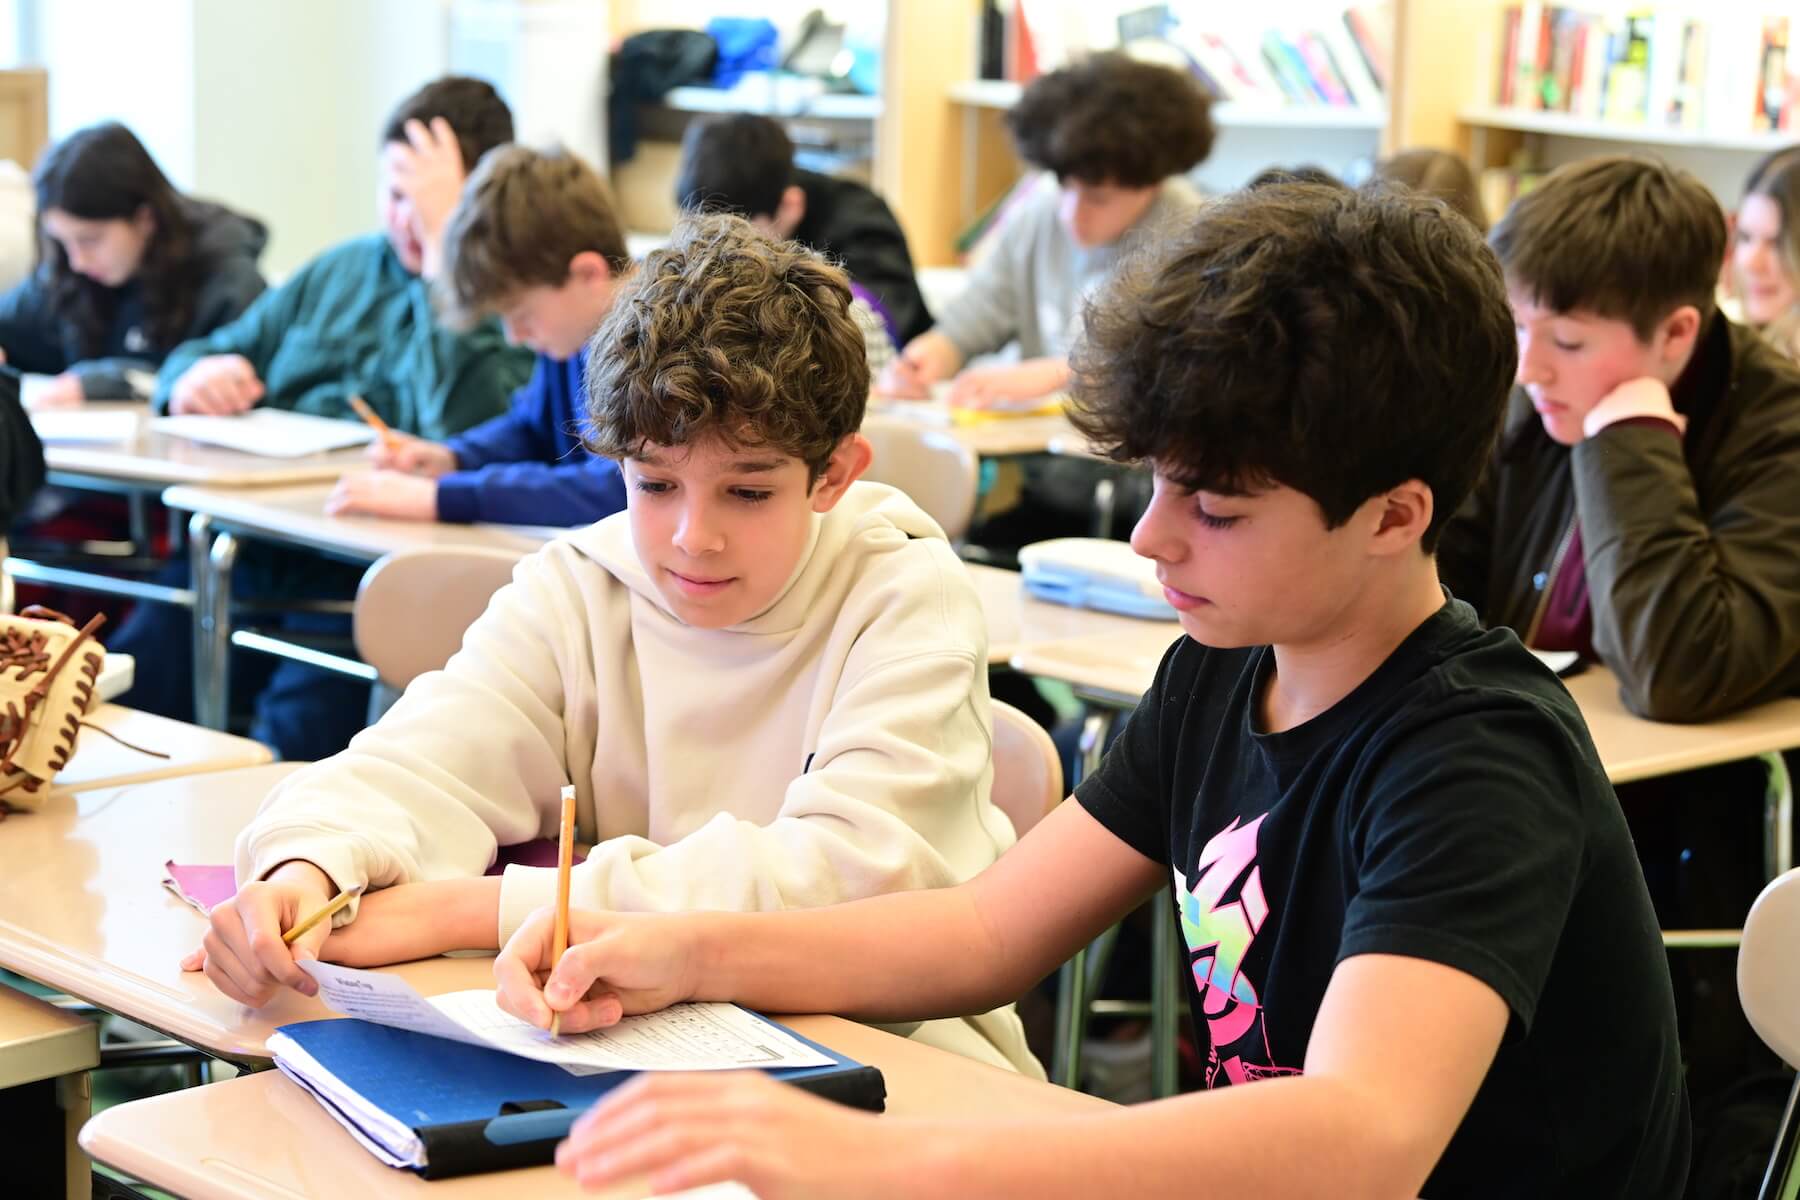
[32, 122, 197, 357]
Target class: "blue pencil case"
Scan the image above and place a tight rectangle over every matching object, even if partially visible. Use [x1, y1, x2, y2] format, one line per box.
[1018, 538, 1178, 621]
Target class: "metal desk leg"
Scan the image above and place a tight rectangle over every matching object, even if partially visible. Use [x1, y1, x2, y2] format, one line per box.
[188, 513, 213, 726]
[200, 531, 240, 731]
[127, 492, 150, 555]
[1090, 476, 1117, 540]
[1053, 711, 1116, 1089]
[1762, 750, 1794, 881]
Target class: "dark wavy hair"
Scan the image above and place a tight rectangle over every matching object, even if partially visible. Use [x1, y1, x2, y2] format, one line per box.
[1006, 53, 1215, 187]
[32, 122, 196, 357]
[582, 212, 867, 479]
[1069, 182, 1517, 552]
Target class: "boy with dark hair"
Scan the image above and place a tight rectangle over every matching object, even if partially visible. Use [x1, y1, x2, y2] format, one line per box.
[877, 52, 1212, 408]
[153, 75, 531, 436]
[675, 113, 932, 346]
[489, 184, 1689, 1198]
[183, 213, 1037, 1077]
[327, 144, 629, 526]
[1440, 155, 1800, 722]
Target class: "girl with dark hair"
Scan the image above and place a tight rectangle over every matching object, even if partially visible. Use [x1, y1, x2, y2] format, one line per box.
[0, 122, 267, 408]
[1734, 145, 1800, 360]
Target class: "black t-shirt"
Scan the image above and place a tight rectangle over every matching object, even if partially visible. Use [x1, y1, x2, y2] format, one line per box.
[1076, 598, 1689, 1197]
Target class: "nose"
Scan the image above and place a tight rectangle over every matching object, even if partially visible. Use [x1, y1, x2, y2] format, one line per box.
[1515, 330, 1553, 387]
[672, 498, 724, 556]
[1129, 484, 1186, 566]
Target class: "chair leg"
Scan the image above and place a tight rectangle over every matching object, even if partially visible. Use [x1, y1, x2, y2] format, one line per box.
[1760, 1071, 1800, 1200]
[1150, 900, 1183, 1097]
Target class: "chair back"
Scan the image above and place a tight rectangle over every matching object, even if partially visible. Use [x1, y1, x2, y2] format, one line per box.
[1741, 867, 1800, 1067]
[860, 413, 980, 540]
[354, 546, 523, 690]
[991, 700, 1062, 840]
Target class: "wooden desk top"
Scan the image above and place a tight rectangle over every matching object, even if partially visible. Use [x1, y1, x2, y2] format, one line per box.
[967, 563, 1181, 666]
[41, 404, 369, 489]
[51, 704, 272, 797]
[864, 400, 1077, 458]
[0, 981, 99, 1089]
[0, 764, 498, 1064]
[161, 484, 562, 564]
[80, 1013, 1111, 1199]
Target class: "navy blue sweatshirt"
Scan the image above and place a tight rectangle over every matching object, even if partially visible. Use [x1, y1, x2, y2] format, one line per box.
[437, 350, 625, 527]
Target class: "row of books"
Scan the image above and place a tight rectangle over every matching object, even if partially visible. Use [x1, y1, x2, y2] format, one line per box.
[983, 3, 1393, 112]
[1496, 5, 1800, 135]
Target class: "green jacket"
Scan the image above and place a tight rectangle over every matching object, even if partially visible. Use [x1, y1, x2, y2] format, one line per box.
[152, 233, 529, 439]
[1439, 315, 1800, 722]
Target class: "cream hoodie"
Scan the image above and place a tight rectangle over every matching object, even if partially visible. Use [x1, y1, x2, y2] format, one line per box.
[237, 482, 1037, 1074]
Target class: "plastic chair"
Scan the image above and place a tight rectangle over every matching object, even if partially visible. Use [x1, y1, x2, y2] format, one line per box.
[353, 546, 523, 709]
[1739, 867, 1800, 1200]
[990, 700, 1062, 840]
[859, 412, 981, 541]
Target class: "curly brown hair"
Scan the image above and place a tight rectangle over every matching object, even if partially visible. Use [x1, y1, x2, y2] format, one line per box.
[1069, 182, 1516, 553]
[582, 212, 868, 479]
[1006, 53, 1214, 187]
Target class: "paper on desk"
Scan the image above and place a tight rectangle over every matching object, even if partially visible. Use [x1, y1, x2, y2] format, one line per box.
[151, 409, 375, 458]
[297, 960, 832, 1074]
[29, 408, 141, 442]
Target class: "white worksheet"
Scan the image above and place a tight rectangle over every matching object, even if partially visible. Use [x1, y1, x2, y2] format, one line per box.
[151, 409, 375, 457]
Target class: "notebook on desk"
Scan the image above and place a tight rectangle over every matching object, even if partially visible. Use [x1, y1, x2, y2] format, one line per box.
[151, 409, 375, 458]
[274, 962, 886, 1178]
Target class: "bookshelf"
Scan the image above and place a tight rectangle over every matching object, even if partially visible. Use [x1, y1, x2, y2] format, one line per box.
[1459, 106, 1797, 155]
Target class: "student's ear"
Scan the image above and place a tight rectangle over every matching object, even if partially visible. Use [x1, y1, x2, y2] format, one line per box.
[131, 204, 156, 239]
[808, 433, 873, 512]
[773, 186, 807, 238]
[1368, 479, 1434, 557]
[566, 251, 612, 288]
[1655, 304, 1703, 367]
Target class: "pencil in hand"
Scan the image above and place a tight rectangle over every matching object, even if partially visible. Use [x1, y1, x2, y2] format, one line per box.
[549, 784, 577, 1037]
[347, 394, 401, 453]
[284, 886, 361, 947]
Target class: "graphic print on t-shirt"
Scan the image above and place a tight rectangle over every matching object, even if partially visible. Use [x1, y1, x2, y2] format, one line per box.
[1174, 812, 1300, 1087]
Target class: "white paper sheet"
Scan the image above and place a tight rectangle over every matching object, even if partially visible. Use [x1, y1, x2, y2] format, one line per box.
[29, 408, 141, 442]
[151, 409, 375, 457]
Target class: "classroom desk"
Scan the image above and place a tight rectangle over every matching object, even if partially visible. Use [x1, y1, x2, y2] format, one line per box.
[80, 1012, 1112, 1200]
[864, 399, 1079, 459]
[967, 561, 1181, 665]
[47, 703, 272, 797]
[1, 981, 99, 1200]
[162, 483, 559, 729]
[0, 763, 507, 1067]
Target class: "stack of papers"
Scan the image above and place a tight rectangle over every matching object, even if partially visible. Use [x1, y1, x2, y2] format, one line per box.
[151, 409, 375, 457]
[29, 409, 141, 443]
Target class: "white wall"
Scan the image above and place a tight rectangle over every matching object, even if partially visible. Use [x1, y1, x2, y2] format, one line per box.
[37, 0, 197, 181]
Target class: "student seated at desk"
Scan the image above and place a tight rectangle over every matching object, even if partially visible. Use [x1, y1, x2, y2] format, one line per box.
[0, 122, 267, 409]
[325, 145, 628, 527]
[675, 112, 932, 347]
[151, 75, 531, 437]
[489, 184, 1689, 1197]
[184, 213, 1038, 1077]
[875, 53, 1208, 410]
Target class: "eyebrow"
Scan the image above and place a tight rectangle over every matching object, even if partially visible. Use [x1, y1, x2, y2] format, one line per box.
[630, 451, 788, 475]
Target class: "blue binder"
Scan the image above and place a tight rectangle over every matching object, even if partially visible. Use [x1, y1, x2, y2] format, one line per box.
[272, 1012, 886, 1179]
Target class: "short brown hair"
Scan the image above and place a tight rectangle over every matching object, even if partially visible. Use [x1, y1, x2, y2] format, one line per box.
[1006, 53, 1214, 187]
[582, 212, 867, 478]
[1375, 148, 1488, 232]
[1070, 182, 1516, 554]
[1489, 156, 1725, 339]
[437, 145, 630, 329]
[380, 76, 513, 171]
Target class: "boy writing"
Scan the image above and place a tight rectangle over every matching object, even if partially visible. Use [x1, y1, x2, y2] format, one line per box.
[183, 214, 1037, 1076]
[326, 145, 628, 526]
[491, 184, 1690, 1197]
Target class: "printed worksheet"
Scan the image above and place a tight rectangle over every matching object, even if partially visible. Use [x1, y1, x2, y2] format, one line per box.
[297, 961, 831, 1074]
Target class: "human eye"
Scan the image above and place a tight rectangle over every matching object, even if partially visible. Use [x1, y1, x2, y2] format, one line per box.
[730, 487, 773, 504]
[632, 478, 673, 496]
[1194, 503, 1239, 530]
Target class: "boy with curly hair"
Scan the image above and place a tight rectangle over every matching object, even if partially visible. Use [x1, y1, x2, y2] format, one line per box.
[878, 52, 1212, 409]
[489, 184, 1689, 1198]
[183, 212, 1038, 1077]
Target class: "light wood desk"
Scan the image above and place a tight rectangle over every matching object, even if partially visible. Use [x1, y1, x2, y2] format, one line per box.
[0, 764, 504, 1066]
[162, 483, 560, 729]
[864, 400, 1078, 458]
[38, 404, 370, 490]
[48, 703, 272, 797]
[1, 982, 99, 1200]
[967, 562, 1181, 666]
[80, 1013, 1112, 1200]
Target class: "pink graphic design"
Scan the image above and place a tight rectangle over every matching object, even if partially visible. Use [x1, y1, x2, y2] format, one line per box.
[1173, 813, 1300, 1086]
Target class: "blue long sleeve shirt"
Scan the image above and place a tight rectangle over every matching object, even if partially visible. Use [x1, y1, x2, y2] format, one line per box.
[437, 351, 626, 527]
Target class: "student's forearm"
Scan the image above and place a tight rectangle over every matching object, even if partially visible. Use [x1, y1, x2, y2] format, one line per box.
[910, 1075, 1435, 1200]
[691, 884, 1014, 1022]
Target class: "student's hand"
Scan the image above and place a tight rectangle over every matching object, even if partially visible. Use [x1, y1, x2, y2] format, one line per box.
[390, 116, 466, 280]
[873, 331, 962, 399]
[944, 357, 1070, 410]
[1583, 376, 1686, 439]
[318, 877, 503, 966]
[494, 907, 700, 1034]
[169, 354, 264, 415]
[368, 432, 456, 477]
[325, 470, 440, 521]
[25, 372, 85, 411]
[180, 860, 337, 1007]
[555, 1071, 918, 1198]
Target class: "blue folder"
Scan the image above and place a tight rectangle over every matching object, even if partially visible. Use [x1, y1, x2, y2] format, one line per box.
[273, 1012, 886, 1179]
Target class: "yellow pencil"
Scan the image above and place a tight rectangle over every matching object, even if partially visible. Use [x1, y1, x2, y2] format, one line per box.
[347, 394, 401, 453]
[549, 785, 577, 1037]
[283, 887, 358, 946]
